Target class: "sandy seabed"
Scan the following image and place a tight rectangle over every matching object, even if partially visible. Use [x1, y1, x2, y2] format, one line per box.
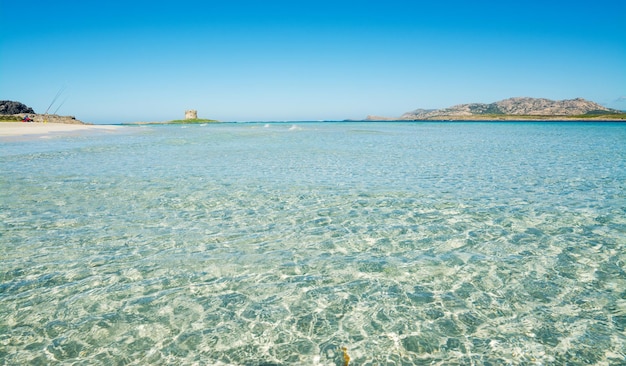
[0, 122, 123, 140]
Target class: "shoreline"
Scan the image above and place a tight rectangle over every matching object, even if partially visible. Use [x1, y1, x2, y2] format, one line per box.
[365, 115, 626, 122]
[0, 122, 125, 140]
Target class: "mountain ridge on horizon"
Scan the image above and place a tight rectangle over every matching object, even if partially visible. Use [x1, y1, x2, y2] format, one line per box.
[367, 97, 625, 121]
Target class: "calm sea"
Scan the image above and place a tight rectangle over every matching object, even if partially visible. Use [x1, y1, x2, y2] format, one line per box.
[1, 122, 625, 365]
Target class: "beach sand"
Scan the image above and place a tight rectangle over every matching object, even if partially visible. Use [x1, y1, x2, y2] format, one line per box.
[0, 122, 124, 140]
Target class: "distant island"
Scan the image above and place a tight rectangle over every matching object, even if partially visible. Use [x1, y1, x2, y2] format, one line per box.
[127, 109, 220, 124]
[4, 98, 625, 125]
[366, 97, 626, 121]
[126, 119, 219, 125]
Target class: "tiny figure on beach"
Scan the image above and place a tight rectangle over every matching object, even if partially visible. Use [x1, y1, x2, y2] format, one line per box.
[22, 115, 33, 122]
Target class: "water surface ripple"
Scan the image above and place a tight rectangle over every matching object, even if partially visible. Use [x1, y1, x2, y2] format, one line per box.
[1, 122, 625, 365]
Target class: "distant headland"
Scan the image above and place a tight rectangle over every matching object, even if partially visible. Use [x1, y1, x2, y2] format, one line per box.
[365, 97, 626, 121]
[0, 100, 87, 124]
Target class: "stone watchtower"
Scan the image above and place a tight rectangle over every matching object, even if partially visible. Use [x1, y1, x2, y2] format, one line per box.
[185, 110, 198, 120]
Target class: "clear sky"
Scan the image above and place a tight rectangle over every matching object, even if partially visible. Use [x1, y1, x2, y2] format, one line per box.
[1, 0, 625, 123]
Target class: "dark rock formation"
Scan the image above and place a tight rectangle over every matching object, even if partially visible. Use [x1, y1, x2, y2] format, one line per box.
[0, 100, 35, 115]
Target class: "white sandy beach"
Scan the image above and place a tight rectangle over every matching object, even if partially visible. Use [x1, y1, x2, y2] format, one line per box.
[0, 122, 124, 139]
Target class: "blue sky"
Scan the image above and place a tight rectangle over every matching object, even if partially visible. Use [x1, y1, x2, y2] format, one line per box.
[1, 0, 625, 123]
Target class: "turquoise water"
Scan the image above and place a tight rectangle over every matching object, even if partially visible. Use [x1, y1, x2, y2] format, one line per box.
[1, 122, 625, 365]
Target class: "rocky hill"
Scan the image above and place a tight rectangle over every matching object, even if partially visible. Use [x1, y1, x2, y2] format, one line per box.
[0, 100, 86, 124]
[0, 100, 35, 115]
[393, 97, 623, 120]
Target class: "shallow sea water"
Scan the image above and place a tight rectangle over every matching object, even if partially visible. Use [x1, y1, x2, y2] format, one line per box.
[1, 122, 625, 365]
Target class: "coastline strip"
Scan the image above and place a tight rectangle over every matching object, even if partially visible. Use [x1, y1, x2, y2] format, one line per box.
[0, 122, 124, 140]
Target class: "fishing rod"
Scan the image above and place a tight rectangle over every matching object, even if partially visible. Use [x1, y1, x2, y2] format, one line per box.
[44, 86, 66, 115]
[53, 96, 68, 115]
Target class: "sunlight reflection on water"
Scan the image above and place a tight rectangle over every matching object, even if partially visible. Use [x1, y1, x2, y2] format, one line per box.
[1, 122, 625, 364]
